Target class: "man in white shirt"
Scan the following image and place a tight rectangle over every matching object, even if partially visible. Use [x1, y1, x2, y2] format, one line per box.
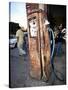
[16, 27, 26, 56]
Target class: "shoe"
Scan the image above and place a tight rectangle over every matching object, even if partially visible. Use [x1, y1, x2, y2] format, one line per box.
[22, 50, 26, 55]
[19, 54, 23, 56]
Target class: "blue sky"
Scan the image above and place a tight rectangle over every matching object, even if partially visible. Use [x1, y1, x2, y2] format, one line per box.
[9, 2, 27, 29]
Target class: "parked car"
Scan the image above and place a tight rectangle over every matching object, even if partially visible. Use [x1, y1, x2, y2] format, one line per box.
[9, 35, 17, 48]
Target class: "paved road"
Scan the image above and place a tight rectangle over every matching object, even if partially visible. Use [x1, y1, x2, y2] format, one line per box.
[9, 43, 66, 88]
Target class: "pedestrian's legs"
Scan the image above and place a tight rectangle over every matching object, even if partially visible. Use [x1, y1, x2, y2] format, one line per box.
[17, 43, 26, 55]
[56, 42, 62, 56]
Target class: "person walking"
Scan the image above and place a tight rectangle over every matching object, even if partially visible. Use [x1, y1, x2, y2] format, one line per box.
[16, 26, 26, 56]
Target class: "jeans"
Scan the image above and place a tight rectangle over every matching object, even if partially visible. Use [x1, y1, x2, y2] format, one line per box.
[56, 42, 62, 56]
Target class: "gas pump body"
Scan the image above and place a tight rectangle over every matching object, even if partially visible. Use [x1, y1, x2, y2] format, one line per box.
[27, 10, 51, 80]
[27, 12, 41, 79]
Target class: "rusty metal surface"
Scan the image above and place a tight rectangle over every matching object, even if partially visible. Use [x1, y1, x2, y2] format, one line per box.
[29, 38, 41, 79]
[26, 3, 51, 80]
[38, 12, 51, 80]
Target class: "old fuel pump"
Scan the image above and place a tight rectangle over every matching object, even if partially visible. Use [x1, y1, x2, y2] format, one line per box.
[26, 4, 51, 81]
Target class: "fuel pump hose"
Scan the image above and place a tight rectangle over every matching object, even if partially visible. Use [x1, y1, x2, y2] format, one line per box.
[48, 28, 65, 82]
